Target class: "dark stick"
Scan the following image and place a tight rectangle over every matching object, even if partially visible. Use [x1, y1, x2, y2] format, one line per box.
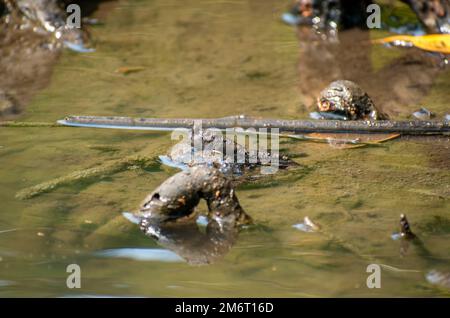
[58, 115, 450, 135]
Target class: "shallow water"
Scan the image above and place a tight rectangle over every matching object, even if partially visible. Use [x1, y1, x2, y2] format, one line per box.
[0, 0, 449, 297]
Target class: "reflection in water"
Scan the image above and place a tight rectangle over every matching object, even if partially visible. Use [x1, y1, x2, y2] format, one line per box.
[0, 280, 15, 287]
[3, 0, 95, 50]
[0, 0, 109, 118]
[139, 215, 240, 266]
[0, 23, 59, 118]
[285, 0, 450, 34]
[287, 1, 448, 117]
[402, 0, 450, 33]
[297, 27, 444, 117]
[102, 211, 239, 265]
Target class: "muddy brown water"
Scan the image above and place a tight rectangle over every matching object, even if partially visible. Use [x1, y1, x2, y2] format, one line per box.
[0, 0, 449, 297]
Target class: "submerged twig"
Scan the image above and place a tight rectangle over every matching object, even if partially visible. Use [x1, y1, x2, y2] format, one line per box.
[303, 216, 421, 271]
[0, 121, 63, 128]
[0, 228, 18, 234]
[16, 155, 157, 200]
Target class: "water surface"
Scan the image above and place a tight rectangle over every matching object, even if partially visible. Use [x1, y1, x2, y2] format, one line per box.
[0, 0, 449, 297]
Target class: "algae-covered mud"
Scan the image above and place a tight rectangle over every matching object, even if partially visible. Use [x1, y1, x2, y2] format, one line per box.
[0, 0, 449, 297]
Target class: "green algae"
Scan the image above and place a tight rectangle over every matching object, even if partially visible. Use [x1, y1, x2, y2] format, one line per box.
[0, 121, 62, 127]
[16, 155, 158, 200]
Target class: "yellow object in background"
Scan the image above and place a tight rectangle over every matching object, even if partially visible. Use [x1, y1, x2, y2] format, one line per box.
[373, 34, 450, 54]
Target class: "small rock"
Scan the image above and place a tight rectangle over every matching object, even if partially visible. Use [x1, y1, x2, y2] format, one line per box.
[412, 107, 435, 120]
[0, 92, 17, 117]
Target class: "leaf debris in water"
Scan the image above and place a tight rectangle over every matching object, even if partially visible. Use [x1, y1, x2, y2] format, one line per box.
[114, 66, 146, 75]
[373, 34, 450, 54]
[293, 216, 320, 233]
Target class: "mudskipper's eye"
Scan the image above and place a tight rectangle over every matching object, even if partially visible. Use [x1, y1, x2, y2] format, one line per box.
[328, 101, 335, 110]
[323, 100, 330, 109]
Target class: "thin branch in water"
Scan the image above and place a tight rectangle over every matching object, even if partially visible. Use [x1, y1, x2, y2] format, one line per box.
[16, 155, 157, 200]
